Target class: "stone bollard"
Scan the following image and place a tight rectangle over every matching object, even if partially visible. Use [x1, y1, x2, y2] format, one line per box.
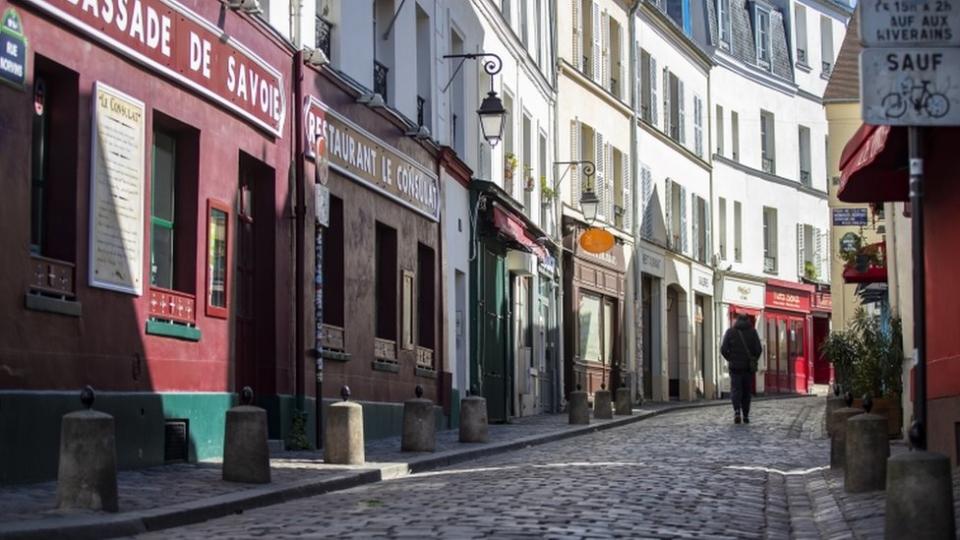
[844, 399, 889, 493]
[324, 386, 364, 465]
[568, 387, 590, 425]
[830, 393, 864, 469]
[885, 450, 957, 540]
[615, 386, 632, 416]
[402, 385, 436, 452]
[56, 386, 119, 512]
[593, 388, 613, 419]
[825, 395, 845, 436]
[459, 394, 488, 443]
[223, 387, 271, 484]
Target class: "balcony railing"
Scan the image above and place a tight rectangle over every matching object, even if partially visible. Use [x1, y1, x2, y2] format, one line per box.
[822, 62, 832, 76]
[374, 337, 397, 361]
[315, 16, 332, 58]
[149, 287, 196, 325]
[764, 256, 777, 274]
[762, 156, 775, 174]
[374, 61, 388, 101]
[800, 170, 811, 185]
[796, 48, 807, 65]
[417, 95, 426, 127]
[321, 324, 345, 351]
[29, 254, 75, 299]
[416, 346, 434, 369]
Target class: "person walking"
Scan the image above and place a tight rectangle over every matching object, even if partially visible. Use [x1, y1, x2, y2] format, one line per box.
[720, 314, 763, 424]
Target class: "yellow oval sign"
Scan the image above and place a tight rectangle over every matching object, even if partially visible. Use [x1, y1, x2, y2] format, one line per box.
[579, 227, 615, 254]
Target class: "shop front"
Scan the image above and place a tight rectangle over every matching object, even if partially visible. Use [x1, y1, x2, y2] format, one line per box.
[719, 275, 766, 396]
[811, 284, 833, 385]
[764, 279, 815, 395]
[563, 221, 627, 399]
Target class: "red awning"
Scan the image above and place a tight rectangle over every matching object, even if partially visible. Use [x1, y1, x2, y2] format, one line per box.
[492, 206, 547, 261]
[837, 124, 909, 203]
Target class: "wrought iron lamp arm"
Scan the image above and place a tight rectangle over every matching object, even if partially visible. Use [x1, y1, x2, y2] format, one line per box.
[441, 53, 503, 93]
[552, 160, 596, 190]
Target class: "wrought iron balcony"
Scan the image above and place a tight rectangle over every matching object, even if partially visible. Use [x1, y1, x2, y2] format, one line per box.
[315, 16, 332, 59]
[822, 61, 832, 76]
[374, 61, 388, 101]
[764, 256, 777, 274]
[796, 48, 807, 65]
[800, 170, 811, 185]
[762, 156, 775, 174]
[417, 95, 426, 127]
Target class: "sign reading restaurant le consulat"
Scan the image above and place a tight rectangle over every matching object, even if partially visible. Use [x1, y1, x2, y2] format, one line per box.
[21, 0, 286, 136]
[304, 97, 440, 221]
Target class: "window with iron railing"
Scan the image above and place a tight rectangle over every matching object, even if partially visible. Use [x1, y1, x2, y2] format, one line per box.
[797, 48, 807, 65]
[821, 61, 832, 76]
[315, 16, 332, 59]
[762, 157, 775, 174]
[417, 95, 426, 127]
[764, 256, 777, 273]
[800, 170, 811, 185]
[374, 61, 388, 101]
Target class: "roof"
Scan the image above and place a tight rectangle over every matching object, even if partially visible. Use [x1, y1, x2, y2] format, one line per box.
[702, 0, 795, 83]
[823, 5, 861, 102]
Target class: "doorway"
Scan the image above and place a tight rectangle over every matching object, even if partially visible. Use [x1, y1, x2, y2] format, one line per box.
[513, 274, 537, 416]
[667, 286, 680, 399]
[642, 275, 654, 400]
[455, 270, 467, 395]
[480, 247, 508, 422]
[695, 295, 706, 398]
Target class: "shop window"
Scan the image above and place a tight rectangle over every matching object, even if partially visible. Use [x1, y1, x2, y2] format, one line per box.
[579, 293, 603, 362]
[323, 196, 344, 327]
[30, 56, 79, 263]
[375, 222, 398, 341]
[205, 200, 230, 318]
[417, 243, 435, 351]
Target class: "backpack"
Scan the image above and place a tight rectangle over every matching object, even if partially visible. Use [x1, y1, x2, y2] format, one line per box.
[736, 329, 759, 373]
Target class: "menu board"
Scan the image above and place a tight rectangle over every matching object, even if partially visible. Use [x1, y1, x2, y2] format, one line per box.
[89, 82, 145, 295]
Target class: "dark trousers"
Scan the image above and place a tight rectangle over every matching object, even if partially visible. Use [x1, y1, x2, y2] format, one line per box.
[730, 371, 752, 416]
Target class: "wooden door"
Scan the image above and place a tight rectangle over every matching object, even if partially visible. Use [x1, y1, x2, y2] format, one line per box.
[235, 176, 255, 393]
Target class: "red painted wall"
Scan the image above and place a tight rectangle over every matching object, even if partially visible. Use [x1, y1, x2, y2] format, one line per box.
[0, 1, 296, 395]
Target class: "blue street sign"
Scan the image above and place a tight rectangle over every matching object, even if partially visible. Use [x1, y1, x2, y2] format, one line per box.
[0, 9, 27, 89]
[832, 208, 869, 226]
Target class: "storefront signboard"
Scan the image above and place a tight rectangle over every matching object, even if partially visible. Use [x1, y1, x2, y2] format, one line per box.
[303, 97, 440, 221]
[832, 207, 869, 226]
[89, 82, 145, 295]
[765, 286, 812, 312]
[813, 290, 833, 312]
[0, 8, 27, 89]
[23, 0, 285, 136]
[640, 249, 664, 278]
[721, 277, 764, 308]
[692, 267, 714, 296]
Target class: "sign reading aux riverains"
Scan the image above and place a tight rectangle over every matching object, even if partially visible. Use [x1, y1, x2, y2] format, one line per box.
[89, 82, 145, 295]
[860, 0, 960, 46]
[304, 98, 440, 221]
[24, 0, 285, 136]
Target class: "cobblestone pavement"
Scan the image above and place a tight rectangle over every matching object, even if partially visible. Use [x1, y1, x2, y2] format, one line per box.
[128, 397, 856, 539]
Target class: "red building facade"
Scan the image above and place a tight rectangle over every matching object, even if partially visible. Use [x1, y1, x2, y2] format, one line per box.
[763, 279, 815, 395]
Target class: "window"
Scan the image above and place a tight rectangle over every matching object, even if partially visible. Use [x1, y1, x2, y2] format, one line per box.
[415, 6, 431, 130]
[522, 114, 533, 213]
[717, 0, 731, 47]
[373, 0, 394, 102]
[755, 6, 771, 68]
[798, 125, 812, 186]
[503, 91, 515, 195]
[29, 56, 79, 263]
[821, 15, 834, 76]
[151, 130, 177, 289]
[666, 0, 692, 34]
[694, 195, 708, 263]
[763, 206, 778, 273]
[734, 200, 742, 262]
[206, 200, 230, 317]
[716, 105, 724, 156]
[539, 131, 550, 231]
[579, 293, 603, 362]
[503, 0, 513, 26]
[613, 147, 630, 231]
[609, 19, 624, 98]
[669, 180, 683, 249]
[760, 110, 775, 174]
[450, 30, 465, 154]
[795, 5, 808, 65]
[798, 223, 816, 279]
[731, 110, 740, 161]
[375, 222, 398, 341]
[694, 95, 704, 158]
[417, 243, 436, 353]
[665, 70, 684, 143]
[323, 196, 344, 327]
[580, 0, 598, 78]
[520, 0, 529, 47]
[535, 0, 544, 65]
[718, 197, 727, 260]
[640, 49, 658, 126]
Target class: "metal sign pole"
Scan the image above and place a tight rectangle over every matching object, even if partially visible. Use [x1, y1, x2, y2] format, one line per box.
[908, 126, 927, 450]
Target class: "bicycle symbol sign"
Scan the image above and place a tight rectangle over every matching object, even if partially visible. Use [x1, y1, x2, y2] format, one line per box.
[861, 47, 960, 125]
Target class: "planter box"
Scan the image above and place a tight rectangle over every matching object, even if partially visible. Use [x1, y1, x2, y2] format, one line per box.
[851, 396, 903, 439]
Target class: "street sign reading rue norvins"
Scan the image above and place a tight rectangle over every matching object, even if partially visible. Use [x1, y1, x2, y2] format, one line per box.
[861, 48, 960, 125]
[861, 0, 960, 46]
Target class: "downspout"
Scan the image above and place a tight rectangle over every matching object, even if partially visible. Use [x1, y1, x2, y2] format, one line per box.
[293, 49, 306, 418]
[629, 0, 641, 401]
[550, 0, 564, 412]
[707, 59, 719, 399]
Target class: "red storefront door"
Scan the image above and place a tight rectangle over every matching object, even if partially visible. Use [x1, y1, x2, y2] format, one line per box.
[764, 280, 814, 394]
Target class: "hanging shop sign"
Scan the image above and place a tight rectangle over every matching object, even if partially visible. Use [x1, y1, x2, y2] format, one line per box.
[840, 231, 862, 254]
[303, 97, 440, 221]
[89, 81, 145, 295]
[22, 0, 285, 136]
[0, 8, 27, 89]
[579, 227, 615, 254]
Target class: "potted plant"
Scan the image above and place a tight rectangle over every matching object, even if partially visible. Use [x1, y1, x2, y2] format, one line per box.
[540, 175, 555, 201]
[504, 153, 518, 181]
[523, 165, 536, 192]
[804, 260, 819, 281]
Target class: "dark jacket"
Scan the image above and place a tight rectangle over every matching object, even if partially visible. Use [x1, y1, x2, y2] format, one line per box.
[721, 317, 763, 373]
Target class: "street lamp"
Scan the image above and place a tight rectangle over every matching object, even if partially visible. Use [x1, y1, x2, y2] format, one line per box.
[580, 188, 600, 222]
[443, 53, 506, 147]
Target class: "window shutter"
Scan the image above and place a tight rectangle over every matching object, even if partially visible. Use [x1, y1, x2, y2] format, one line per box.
[691, 193, 700, 261]
[570, 119, 581, 205]
[573, 0, 582, 70]
[601, 11, 610, 89]
[694, 96, 703, 157]
[662, 67, 670, 136]
[641, 165, 652, 239]
[678, 79, 686, 144]
[595, 131, 605, 220]
[607, 144, 615, 221]
[623, 155, 632, 232]
[679, 185, 688, 254]
[705, 197, 712, 264]
[592, 1, 601, 82]
[664, 178, 673, 248]
[621, 30, 628, 99]
[649, 56, 659, 127]
[815, 227, 824, 280]
[797, 223, 806, 278]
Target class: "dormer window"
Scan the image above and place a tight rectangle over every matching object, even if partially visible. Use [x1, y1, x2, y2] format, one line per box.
[755, 5, 771, 69]
[717, 0, 731, 48]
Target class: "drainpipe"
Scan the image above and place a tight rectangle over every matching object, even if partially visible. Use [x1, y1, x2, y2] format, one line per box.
[628, 0, 641, 401]
[550, 1, 564, 412]
[293, 49, 307, 424]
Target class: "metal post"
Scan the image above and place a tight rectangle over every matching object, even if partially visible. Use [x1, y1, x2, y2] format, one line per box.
[315, 223, 324, 448]
[908, 126, 926, 450]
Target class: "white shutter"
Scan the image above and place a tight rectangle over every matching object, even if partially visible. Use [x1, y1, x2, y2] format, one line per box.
[694, 96, 703, 157]
[594, 132, 605, 220]
[797, 223, 806, 278]
[623, 155, 632, 231]
[664, 178, 673, 248]
[641, 165, 653, 239]
[601, 11, 610, 90]
[678, 79, 686, 144]
[649, 57, 659, 127]
[572, 0, 582, 70]
[592, 1, 601, 82]
[691, 194, 700, 261]
[570, 120, 581, 205]
[662, 67, 670, 136]
[705, 197, 712, 263]
[606, 143, 614, 221]
[621, 29, 628, 100]
[815, 227, 824, 281]
[679, 185, 688, 254]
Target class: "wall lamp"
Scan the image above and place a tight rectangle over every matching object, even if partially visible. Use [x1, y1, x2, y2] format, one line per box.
[553, 160, 598, 222]
[442, 53, 505, 147]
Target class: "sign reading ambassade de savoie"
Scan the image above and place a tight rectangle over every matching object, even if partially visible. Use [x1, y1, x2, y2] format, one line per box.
[304, 97, 440, 221]
[23, 0, 286, 136]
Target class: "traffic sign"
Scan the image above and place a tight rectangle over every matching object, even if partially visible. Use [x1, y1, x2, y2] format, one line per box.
[861, 47, 960, 125]
[860, 0, 960, 47]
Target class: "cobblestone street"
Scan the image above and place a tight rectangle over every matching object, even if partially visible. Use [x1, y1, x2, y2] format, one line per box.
[132, 396, 953, 540]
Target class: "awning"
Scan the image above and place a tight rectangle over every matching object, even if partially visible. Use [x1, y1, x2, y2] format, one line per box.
[842, 265, 888, 284]
[837, 124, 909, 203]
[492, 206, 547, 261]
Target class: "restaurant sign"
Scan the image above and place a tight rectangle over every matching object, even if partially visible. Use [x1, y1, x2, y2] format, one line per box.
[765, 286, 811, 312]
[23, 0, 285, 136]
[304, 97, 440, 221]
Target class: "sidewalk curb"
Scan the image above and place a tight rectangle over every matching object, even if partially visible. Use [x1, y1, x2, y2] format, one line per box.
[0, 394, 814, 539]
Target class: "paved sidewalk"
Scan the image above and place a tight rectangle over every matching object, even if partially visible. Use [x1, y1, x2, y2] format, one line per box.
[0, 397, 757, 540]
